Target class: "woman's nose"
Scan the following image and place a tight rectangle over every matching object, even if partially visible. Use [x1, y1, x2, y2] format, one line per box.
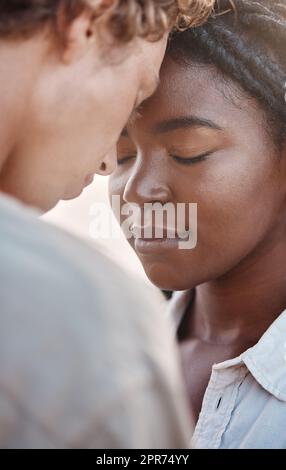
[123, 158, 171, 207]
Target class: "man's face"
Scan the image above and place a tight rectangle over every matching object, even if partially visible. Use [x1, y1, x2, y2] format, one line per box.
[0, 28, 166, 212]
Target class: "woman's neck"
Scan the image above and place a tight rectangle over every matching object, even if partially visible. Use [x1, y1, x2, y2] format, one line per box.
[186, 229, 286, 347]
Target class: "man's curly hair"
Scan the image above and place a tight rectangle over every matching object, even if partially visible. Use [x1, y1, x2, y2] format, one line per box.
[0, 0, 214, 41]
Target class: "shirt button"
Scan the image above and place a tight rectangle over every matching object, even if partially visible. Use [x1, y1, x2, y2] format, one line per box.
[216, 397, 223, 409]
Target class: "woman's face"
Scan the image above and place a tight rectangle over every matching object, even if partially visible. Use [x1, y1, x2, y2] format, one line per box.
[109, 56, 286, 291]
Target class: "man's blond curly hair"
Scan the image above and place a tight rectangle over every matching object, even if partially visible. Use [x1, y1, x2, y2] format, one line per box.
[0, 1, 215, 40]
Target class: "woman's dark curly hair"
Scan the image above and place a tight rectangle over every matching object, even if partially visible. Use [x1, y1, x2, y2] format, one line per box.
[0, 1, 214, 41]
[168, 0, 286, 145]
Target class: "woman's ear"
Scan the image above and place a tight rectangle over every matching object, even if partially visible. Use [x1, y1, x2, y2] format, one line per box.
[57, 0, 116, 64]
[278, 138, 286, 196]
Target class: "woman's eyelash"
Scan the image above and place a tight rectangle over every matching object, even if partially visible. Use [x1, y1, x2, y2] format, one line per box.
[118, 151, 213, 166]
[172, 152, 212, 165]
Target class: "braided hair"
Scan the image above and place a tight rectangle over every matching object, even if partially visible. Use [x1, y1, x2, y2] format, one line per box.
[168, 0, 286, 145]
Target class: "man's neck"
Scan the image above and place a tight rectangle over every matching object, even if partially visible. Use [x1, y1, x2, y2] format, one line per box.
[0, 36, 46, 172]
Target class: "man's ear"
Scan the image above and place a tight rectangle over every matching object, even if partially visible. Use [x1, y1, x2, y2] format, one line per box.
[57, 0, 116, 64]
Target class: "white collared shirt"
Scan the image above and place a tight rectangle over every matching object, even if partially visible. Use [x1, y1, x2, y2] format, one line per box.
[168, 290, 286, 449]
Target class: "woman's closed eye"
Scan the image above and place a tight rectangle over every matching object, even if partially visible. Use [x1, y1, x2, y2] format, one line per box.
[117, 150, 215, 166]
[171, 150, 213, 165]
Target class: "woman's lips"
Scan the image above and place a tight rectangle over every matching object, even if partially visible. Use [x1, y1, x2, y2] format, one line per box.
[134, 237, 181, 255]
[131, 224, 191, 254]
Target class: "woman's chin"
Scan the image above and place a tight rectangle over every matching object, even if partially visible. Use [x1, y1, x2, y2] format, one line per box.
[143, 262, 193, 292]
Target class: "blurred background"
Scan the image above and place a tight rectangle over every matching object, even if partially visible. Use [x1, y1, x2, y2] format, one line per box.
[43, 175, 150, 283]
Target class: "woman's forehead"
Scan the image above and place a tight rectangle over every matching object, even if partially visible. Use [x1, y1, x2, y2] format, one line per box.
[132, 57, 262, 132]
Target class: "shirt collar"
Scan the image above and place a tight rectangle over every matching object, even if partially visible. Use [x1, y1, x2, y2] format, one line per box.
[167, 290, 286, 402]
[242, 311, 286, 401]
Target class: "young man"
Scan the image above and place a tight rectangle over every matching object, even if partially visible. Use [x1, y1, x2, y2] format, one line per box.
[0, 0, 213, 211]
[0, 1, 214, 448]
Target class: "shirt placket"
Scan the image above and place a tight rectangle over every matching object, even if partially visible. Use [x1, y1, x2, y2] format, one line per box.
[192, 364, 248, 449]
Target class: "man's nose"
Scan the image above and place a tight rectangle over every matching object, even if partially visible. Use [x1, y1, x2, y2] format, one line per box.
[96, 146, 117, 176]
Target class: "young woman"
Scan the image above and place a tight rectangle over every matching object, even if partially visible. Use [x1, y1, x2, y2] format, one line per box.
[109, 0, 286, 448]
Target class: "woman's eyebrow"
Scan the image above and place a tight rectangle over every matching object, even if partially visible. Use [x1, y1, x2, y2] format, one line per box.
[152, 115, 222, 134]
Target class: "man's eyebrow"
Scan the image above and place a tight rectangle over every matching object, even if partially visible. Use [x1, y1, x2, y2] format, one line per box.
[121, 127, 129, 137]
[121, 104, 144, 138]
[120, 74, 160, 139]
[150, 73, 160, 96]
[152, 116, 222, 134]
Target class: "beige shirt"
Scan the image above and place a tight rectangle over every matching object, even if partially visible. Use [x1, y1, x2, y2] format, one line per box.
[168, 290, 286, 449]
[0, 194, 192, 449]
